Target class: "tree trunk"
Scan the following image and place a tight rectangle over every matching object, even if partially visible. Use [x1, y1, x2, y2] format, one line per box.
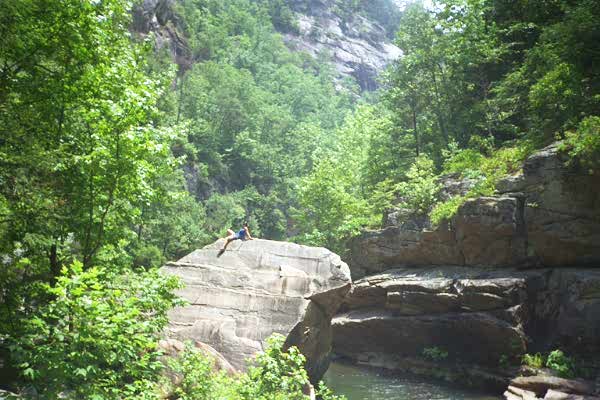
[412, 103, 420, 157]
[49, 243, 60, 278]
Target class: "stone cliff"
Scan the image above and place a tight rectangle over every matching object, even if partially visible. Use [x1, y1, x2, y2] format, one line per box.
[161, 239, 351, 383]
[333, 266, 600, 388]
[132, 0, 401, 90]
[334, 144, 600, 394]
[132, 0, 192, 71]
[349, 143, 600, 278]
[283, 0, 402, 90]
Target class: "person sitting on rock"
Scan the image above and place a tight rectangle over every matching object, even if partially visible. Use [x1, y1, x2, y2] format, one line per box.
[218, 222, 253, 255]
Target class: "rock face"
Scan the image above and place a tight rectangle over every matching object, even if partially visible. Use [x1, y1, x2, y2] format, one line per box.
[332, 266, 600, 389]
[349, 144, 600, 278]
[161, 239, 351, 382]
[532, 269, 600, 354]
[505, 376, 599, 400]
[335, 143, 600, 391]
[132, 0, 192, 71]
[333, 267, 533, 370]
[132, 0, 401, 91]
[283, 1, 401, 90]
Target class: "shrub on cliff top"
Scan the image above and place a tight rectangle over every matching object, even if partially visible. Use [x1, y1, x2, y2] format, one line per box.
[430, 143, 533, 226]
[560, 116, 600, 173]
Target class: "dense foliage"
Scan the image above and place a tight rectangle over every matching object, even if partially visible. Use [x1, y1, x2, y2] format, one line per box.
[0, 0, 354, 396]
[297, 0, 600, 235]
[1, 0, 598, 395]
[164, 334, 345, 400]
[8, 263, 183, 398]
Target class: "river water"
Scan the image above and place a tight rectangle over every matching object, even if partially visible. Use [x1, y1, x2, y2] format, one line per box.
[323, 362, 501, 400]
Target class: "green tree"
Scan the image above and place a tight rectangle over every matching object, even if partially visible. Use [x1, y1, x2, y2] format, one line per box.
[9, 262, 183, 398]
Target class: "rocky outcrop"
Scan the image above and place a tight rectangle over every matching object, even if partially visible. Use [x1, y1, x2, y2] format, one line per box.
[161, 239, 351, 383]
[349, 144, 600, 278]
[132, 0, 192, 71]
[333, 267, 533, 371]
[505, 376, 599, 400]
[532, 269, 600, 354]
[498, 144, 600, 268]
[332, 266, 600, 388]
[133, 0, 402, 91]
[283, 1, 401, 90]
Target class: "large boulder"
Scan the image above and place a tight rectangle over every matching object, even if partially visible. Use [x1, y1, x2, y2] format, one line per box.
[161, 239, 352, 383]
[348, 143, 600, 278]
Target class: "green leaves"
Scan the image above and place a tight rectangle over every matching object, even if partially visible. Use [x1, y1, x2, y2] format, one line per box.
[560, 116, 600, 172]
[161, 334, 345, 400]
[9, 262, 182, 398]
[395, 156, 441, 216]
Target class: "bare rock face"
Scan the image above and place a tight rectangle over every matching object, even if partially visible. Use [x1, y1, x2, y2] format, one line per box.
[349, 143, 600, 278]
[332, 266, 600, 388]
[132, 0, 192, 70]
[161, 239, 351, 382]
[283, 7, 401, 91]
[533, 269, 600, 355]
[333, 267, 533, 369]
[498, 144, 600, 268]
[505, 376, 599, 400]
[132, 0, 401, 91]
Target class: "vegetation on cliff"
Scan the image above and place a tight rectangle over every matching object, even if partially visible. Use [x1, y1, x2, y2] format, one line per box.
[298, 0, 599, 245]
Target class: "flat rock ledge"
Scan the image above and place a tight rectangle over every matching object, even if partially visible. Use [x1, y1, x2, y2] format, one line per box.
[505, 375, 599, 400]
[332, 266, 600, 389]
[333, 266, 534, 368]
[161, 239, 352, 383]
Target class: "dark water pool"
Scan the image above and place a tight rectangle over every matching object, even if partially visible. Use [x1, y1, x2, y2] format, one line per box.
[323, 362, 501, 400]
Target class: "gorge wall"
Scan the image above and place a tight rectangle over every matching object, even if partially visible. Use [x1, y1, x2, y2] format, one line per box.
[334, 144, 600, 393]
[132, 0, 401, 90]
[349, 143, 600, 278]
[282, 0, 402, 90]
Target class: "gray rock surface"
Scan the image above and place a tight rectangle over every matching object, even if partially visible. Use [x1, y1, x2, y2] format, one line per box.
[132, 0, 401, 91]
[161, 239, 351, 382]
[349, 143, 600, 278]
[132, 0, 192, 71]
[499, 144, 600, 268]
[333, 266, 533, 368]
[533, 269, 600, 355]
[283, 3, 401, 90]
[332, 266, 600, 385]
[506, 375, 598, 400]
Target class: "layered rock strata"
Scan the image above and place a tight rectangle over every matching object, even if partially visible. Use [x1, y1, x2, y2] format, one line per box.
[333, 267, 533, 370]
[161, 239, 352, 382]
[332, 266, 600, 388]
[349, 144, 600, 278]
[505, 375, 599, 400]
